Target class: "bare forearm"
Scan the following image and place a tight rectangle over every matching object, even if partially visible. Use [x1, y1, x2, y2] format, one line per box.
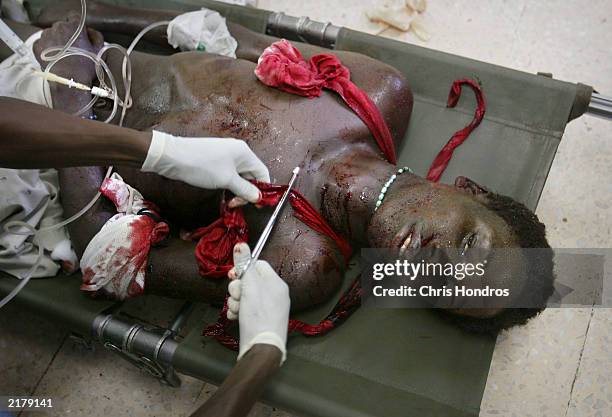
[146, 238, 227, 303]
[0, 97, 151, 169]
[191, 344, 281, 417]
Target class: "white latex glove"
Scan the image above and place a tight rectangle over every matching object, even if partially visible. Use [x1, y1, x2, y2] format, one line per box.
[227, 242, 290, 364]
[141, 130, 270, 204]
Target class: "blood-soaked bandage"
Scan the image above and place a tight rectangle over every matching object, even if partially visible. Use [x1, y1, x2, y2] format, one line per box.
[80, 173, 169, 300]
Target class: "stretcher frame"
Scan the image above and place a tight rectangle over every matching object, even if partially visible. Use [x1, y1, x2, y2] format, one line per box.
[2, 1, 610, 416]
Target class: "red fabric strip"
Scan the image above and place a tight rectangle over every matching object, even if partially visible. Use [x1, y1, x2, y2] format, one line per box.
[255, 39, 397, 164]
[191, 181, 352, 278]
[251, 180, 352, 261]
[202, 295, 240, 351]
[189, 203, 248, 278]
[288, 190, 353, 262]
[426, 79, 486, 182]
[203, 277, 363, 349]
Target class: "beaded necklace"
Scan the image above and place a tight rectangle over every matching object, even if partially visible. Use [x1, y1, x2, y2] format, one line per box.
[374, 166, 413, 212]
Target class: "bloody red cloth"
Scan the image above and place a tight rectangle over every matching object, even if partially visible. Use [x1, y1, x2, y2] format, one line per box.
[189, 204, 248, 278]
[191, 181, 352, 279]
[196, 181, 356, 349]
[426, 79, 486, 182]
[255, 39, 397, 164]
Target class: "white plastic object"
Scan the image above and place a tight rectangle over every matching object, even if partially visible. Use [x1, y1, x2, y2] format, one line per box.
[366, 3, 415, 32]
[35, 70, 90, 91]
[167, 8, 238, 58]
[91, 86, 110, 98]
[0, 18, 40, 68]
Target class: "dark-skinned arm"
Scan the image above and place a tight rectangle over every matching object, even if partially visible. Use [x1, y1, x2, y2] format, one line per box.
[189, 247, 290, 417]
[190, 345, 282, 417]
[7, 14, 154, 254]
[0, 16, 150, 169]
[0, 97, 151, 169]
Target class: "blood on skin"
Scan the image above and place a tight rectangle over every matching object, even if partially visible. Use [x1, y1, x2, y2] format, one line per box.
[80, 210, 169, 298]
[61, 260, 74, 273]
[344, 191, 353, 237]
[191, 180, 352, 279]
[81, 267, 95, 286]
[100, 177, 130, 208]
[255, 39, 397, 164]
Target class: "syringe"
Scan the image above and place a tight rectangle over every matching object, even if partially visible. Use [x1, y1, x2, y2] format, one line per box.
[0, 18, 40, 69]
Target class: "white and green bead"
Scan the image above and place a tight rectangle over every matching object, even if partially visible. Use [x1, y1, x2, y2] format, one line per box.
[374, 166, 412, 212]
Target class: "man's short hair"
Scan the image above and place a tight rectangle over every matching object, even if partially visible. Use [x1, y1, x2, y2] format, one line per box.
[439, 192, 555, 334]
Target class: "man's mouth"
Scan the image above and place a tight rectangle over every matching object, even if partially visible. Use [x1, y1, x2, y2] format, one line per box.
[394, 225, 435, 256]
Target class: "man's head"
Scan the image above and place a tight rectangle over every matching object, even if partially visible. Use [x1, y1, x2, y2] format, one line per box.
[368, 174, 555, 334]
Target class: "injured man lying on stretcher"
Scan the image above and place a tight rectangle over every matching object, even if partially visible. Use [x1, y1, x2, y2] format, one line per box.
[0, 1, 555, 335]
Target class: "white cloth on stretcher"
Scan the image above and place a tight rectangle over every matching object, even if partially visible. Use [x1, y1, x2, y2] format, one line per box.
[167, 8, 238, 58]
[0, 30, 78, 278]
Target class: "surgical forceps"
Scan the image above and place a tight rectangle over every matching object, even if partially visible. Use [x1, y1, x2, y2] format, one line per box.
[235, 167, 300, 278]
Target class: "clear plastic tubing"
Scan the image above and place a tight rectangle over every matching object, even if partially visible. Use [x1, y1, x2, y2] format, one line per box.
[0, 0, 170, 308]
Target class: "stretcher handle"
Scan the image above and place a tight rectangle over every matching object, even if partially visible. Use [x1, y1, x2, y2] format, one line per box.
[587, 92, 612, 121]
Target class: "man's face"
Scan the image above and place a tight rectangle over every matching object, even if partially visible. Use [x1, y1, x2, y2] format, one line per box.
[369, 176, 516, 250]
[368, 176, 526, 317]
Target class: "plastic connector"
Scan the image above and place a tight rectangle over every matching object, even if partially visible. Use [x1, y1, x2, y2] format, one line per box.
[91, 86, 111, 98]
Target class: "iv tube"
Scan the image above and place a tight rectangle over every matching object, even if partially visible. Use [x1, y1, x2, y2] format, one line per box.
[0, 0, 170, 308]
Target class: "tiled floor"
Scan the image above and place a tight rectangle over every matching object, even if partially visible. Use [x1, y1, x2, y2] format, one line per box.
[1, 0, 610, 416]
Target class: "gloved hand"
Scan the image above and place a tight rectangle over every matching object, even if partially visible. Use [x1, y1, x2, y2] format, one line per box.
[227, 242, 290, 364]
[141, 130, 270, 204]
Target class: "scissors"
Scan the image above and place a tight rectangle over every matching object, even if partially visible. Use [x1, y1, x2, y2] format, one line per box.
[234, 166, 300, 278]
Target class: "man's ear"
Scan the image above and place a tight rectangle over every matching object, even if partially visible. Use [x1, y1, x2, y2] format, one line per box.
[454, 176, 489, 195]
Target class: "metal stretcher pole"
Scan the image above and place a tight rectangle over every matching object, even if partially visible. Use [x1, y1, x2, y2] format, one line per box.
[266, 12, 341, 49]
[265, 11, 612, 124]
[89, 301, 195, 387]
[587, 92, 612, 120]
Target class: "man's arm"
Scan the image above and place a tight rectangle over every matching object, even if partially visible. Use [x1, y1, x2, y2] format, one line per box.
[0, 97, 151, 168]
[191, 345, 282, 417]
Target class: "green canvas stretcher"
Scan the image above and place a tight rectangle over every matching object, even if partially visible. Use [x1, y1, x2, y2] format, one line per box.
[0, 1, 599, 416]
